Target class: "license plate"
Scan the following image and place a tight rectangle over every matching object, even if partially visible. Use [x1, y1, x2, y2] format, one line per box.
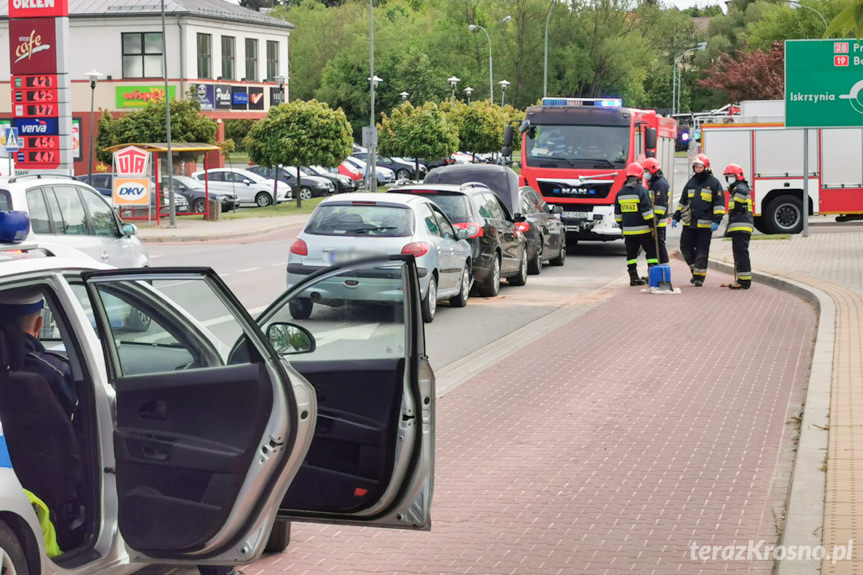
[563, 211, 591, 219]
[327, 250, 379, 264]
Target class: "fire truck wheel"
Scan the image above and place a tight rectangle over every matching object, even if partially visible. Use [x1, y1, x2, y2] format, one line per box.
[765, 195, 803, 234]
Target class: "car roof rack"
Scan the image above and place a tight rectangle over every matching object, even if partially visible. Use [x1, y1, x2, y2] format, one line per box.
[7, 173, 77, 184]
[458, 181, 491, 191]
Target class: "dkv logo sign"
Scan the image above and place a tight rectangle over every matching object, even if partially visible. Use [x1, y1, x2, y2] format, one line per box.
[113, 178, 150, 206]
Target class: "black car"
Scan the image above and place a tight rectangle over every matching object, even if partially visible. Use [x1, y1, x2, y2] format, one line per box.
[388, 182, 528, 296]
[424, 164, 566, 274]
[352, 153, 427, 181]
[160, 175, 238, 213]
[246, 165, 335, 200]
[302, 165, 358, 193]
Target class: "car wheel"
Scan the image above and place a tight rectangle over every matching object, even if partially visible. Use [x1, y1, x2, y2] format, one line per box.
[289, 299, 313, 320]
[509, 248, 528, 286]
[422, 275, 437, 323]
[765, 195, 803, 234]
[192, 198, 207, 213]
[449, 264, 471, 308]
[527, 239, 543, 275]
[477, 253, 501, 297]
[396, 168, 411, 180]
[0, 519, 29, 575]
[549, 233, 566, 266]
[299, 187, 313, 201]
[255, 192, 274, 207]
[264, 519, 292, 554]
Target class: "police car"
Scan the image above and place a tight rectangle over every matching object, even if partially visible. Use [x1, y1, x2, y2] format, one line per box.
[0, 211, 434, 574]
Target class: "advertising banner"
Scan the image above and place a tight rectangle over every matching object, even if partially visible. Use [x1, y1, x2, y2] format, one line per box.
[248, 86, 264, 110]
[115, 85, 177, 108]
[9, 0, 69, 19]
[231, 86, 248, 110]
[215, 85, 232, 109]
[192, 83, 215, 111]
[9, 18, 57, 75]
[72, 117, 80, 160]
[13, 116, 59, 135]
[112, 146, 151, 206]
[269, 86, 285, 107]
[113, 178, 151, 206]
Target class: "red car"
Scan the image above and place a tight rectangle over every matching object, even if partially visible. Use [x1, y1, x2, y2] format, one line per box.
[337, 160, 364, 182]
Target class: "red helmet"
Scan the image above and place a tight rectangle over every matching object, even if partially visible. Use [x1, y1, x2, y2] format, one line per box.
[625, 162, 644, 178]
[692, 153, 710, 169]
[723, 164, 744, 180]
[641, 157, 661, 175]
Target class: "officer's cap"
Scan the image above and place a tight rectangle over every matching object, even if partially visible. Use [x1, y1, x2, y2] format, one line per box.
[0, 288, 44, 316]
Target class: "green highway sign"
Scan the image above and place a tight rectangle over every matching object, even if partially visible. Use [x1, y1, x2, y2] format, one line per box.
[786, 39, 863, 127]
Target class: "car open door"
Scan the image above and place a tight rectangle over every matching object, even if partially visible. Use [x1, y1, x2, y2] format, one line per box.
[80, 268, 316, 562]
[256, 255, 434, 529]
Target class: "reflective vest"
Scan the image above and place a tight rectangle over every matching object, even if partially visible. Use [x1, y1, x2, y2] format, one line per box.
[675, 172, 725, 228]
[727, 180, 754, 234]
[615, 182, 655, 235]
[648, 174, 670, 228]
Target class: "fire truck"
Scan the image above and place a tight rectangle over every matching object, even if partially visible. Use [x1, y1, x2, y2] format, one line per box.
[700, 100, 863, 234]
[505, 98, 678, 242]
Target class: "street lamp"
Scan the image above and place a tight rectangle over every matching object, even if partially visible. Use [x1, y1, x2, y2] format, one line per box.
[672, 42, 707, 114]
[400, 91, 409, 102]
[468, 15, 511, 102]
[160, 0, 176, 227]
[544, 0, 557, 99]
[448, 76, 460, 107]
[499, 79, 510, 106]
[465, 86, 474, 106]
[367, 75, 382, 192]
[787, 0, 829, 32]
[86, 69, 103, 187]
[274, 74, 286, 105]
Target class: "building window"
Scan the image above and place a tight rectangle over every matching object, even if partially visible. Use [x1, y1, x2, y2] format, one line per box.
[122, 32, 163, 78]
[197, 33, 212, 79]
[221, 36, 235, 80]
[245, 38, 258, 81]
[266, 41, 279, 81]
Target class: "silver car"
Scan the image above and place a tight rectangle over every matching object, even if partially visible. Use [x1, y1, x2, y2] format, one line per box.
[286, 193, 473, 322]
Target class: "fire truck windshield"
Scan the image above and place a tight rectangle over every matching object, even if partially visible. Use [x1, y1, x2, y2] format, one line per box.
[525, 124, 629, 169]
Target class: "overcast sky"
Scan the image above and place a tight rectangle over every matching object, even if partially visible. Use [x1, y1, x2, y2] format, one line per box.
[665, 0, 726, 11]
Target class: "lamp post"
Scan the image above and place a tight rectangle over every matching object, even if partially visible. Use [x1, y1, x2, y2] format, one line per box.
[447, 76, 460, 107]
[86, 69, 103, 187]
[400, 91, 409, 102]
[469, 15, 511, 103]
[367, 75, 382, 192]
[465, 86, 473, 106]
[787, 0, 829, 31]
[672, 42, 707, 114]
[499, 79, 510, 106]
[160, 0, 176, 227]
[544, 0, 557, 99]
[274, 74, 286, 105]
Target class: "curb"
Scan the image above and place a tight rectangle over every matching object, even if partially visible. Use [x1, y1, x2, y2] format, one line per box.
[707, 257, 833, 575]
[137, 218, 306, 243]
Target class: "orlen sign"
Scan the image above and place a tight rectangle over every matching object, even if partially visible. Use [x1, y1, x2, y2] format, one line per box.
[9, 0, 68, 18]
[113, 146, 151, 207]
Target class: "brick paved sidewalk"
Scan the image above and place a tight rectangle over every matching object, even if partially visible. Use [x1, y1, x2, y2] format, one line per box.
[224, 259, 814, 575]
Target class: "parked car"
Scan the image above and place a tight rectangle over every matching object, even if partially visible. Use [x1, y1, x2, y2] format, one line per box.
[337, 159, 365, 183]
[400, 157, 455, 171]
[75, 173, 192, 216]
[302, 165, 358, 193]
[4, 174, 150, 267]
[352, 153, 427, 181]
[160, 175, 238, 213]
[286, 193, 472, 322]
[388, 181, 528, 296]
[191, 168, 291, 207]
[343, 157, 396, 186]
[424, 164, 567, 273]
[246, 165, 335, 201]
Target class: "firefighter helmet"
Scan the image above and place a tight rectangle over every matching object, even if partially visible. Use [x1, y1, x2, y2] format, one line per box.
[641, 158, 661, 175]
[625, 162, 644, 178]
[692, 153, 710, 168]
[723, 164, 744, 180]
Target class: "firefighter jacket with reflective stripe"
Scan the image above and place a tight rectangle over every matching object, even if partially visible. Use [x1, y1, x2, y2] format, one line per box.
[673, 171, 725, 229]
[615, 182, 655, 235]
[726, 180, 754, 234]
[648, 173, 670, 228]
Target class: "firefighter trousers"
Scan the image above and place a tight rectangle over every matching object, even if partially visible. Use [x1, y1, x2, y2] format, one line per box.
[656, 226, 669, 264]
[680, 227, 713, 280]
[624, 233, 657, 271]
[730, 232, 752, 287]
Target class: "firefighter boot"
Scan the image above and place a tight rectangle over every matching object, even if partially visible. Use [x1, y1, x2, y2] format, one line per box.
[628, 266, 647, 286]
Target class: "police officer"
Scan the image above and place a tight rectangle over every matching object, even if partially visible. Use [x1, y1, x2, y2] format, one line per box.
[722, 164, 753, 289]
[0, 289, 77, 420]
[672, 153, 725, 286]
[641, 157, 669, 264]
[615, 162, 658, 286]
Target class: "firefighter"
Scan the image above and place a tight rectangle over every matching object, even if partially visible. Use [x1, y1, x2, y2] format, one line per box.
[722, 163, 753, 289]
[671, 153, 725, 286]
[641, 157, 669, 264]
[615, 162, 658, 286]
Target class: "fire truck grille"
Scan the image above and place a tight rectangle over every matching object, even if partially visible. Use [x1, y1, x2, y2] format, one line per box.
[537, 180, 613, 200]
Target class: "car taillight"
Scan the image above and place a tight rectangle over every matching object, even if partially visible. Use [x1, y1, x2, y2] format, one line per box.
[290, 239, 308, 255]
[402, 242, 429, 257]
[453, 222, 483, 238]
[515, 222, 530, 233]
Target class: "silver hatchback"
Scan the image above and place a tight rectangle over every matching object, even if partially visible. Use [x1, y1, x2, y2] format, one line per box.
[287, 193, 473, 322]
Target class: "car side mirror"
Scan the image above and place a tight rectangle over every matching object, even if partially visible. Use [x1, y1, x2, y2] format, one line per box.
[456, 228, 470, 241]
[645, 127, 657, 150]
[266, 322, 316, 355]
[244, 179, 252, 185]
[121, 223, 137, 236]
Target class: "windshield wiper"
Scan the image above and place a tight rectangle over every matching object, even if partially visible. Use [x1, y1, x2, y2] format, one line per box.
[352, 225, 399, 234]
[536, 156, 576, 167]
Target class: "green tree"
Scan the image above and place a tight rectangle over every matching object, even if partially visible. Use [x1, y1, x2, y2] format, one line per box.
[245, 99, 353, 207]
[378, 101, 459, 177]
[224, 119, 254, 152]
[96, 97, 217, 165]
[446, 99, 508, 158]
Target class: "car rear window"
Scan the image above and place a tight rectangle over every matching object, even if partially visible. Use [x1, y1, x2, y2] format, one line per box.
[306, 204, 413, 237]
[0, 190, 10, 211]
[391, 190, 472, 223]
